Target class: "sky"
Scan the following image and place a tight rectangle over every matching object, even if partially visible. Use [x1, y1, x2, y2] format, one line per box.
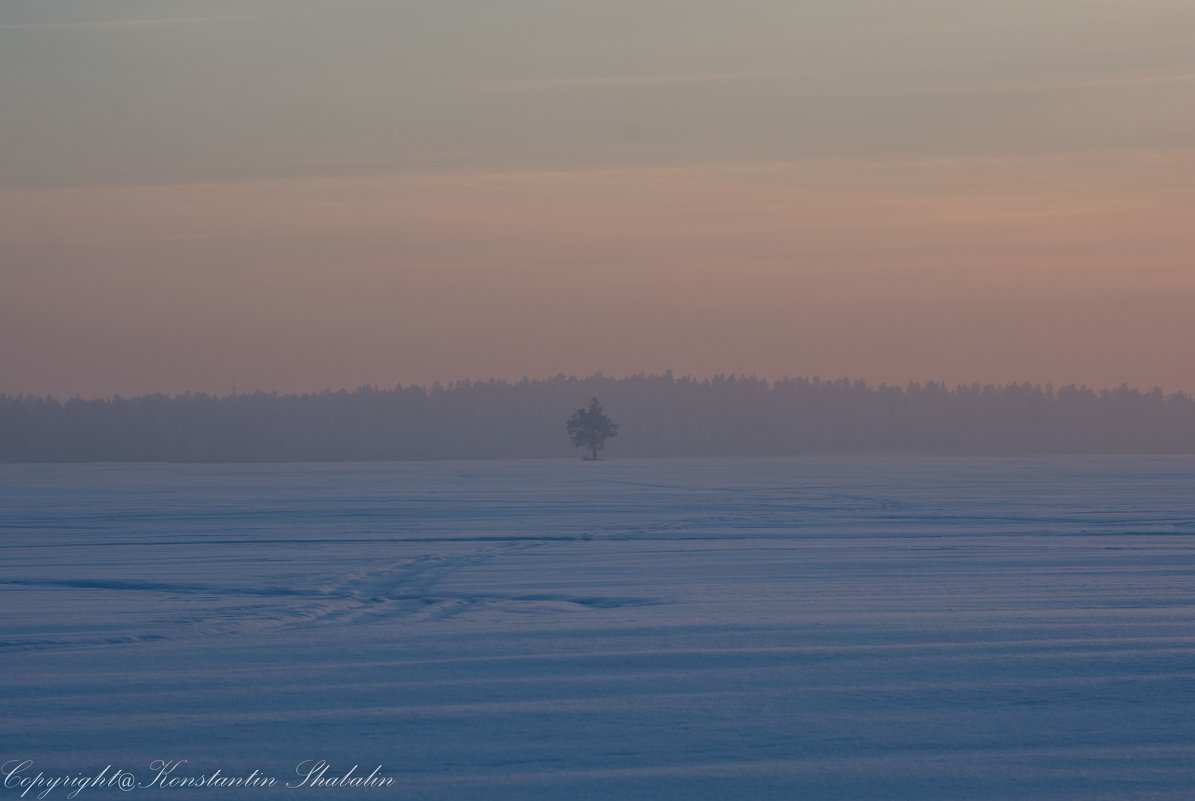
[2, 0, 1194, 398]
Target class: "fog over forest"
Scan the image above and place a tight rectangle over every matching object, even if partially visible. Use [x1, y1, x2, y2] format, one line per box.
[4, 372, 1195, 462]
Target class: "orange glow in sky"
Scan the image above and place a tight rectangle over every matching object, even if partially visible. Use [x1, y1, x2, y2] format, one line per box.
[3, 1, 1194, 397]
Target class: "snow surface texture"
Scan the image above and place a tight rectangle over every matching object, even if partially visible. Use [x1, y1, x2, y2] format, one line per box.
[2, 458, 1194, 800]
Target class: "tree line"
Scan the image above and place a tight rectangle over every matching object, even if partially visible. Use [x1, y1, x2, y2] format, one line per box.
[3, 372, 1195, 462]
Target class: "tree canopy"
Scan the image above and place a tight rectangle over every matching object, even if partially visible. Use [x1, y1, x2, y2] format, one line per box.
[566, 397, 619, 460]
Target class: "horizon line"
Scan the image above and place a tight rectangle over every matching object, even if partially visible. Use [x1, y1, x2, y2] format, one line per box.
[3, 372, 1185, 404]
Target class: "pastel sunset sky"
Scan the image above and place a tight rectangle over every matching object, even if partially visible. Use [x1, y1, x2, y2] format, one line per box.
[3, 0, 1193, 398]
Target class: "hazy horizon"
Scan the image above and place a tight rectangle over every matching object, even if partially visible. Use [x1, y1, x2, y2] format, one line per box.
[4, 1, 1194, 398]
[5, 369, 1192, 404]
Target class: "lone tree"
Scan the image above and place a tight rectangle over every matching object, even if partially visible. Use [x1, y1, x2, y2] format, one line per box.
[567, 397, 619, 460]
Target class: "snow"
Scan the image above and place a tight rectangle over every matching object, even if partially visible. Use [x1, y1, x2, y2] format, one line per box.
[3, 457, 1195, 799]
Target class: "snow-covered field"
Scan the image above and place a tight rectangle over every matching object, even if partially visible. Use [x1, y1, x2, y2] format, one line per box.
[3, 457, 1195, 800]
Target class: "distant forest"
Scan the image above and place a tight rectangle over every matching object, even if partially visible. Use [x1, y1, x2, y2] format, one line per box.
[4, 373, 1195, 462]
